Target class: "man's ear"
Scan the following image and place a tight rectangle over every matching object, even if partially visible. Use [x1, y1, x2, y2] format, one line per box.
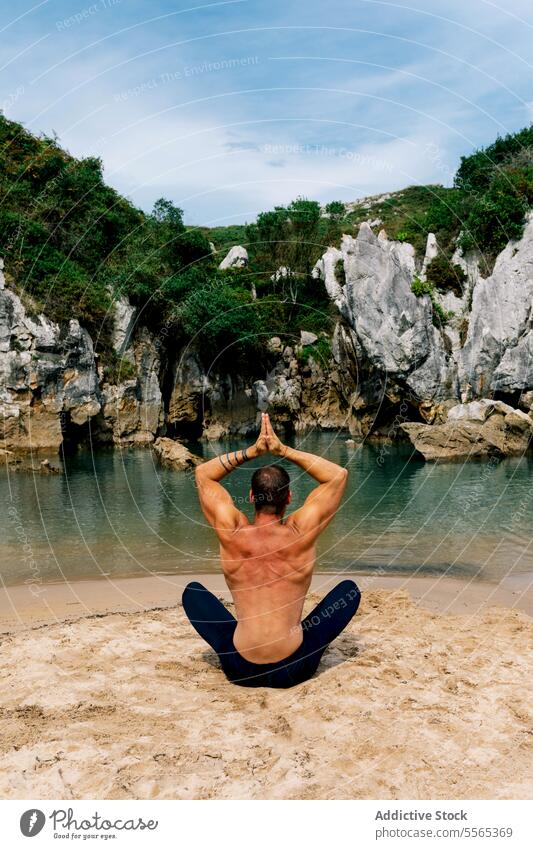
[287, 490, 292, 504]
[249, 488, 254, 503]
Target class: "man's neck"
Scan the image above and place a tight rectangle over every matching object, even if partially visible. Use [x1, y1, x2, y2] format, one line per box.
[252, 511, 284, 527]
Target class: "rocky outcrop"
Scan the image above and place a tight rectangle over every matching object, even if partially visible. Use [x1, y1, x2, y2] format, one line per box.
[309, 214, 533, 440]
[459, 214, 533, 397]
[111, 294, 137, 356]
[0, 285, 100, 450]
[0, 275, 164, 452]
[218, 245, 248, 270]
[152, 437, 202, 470]
[94, 327, 163, 445]
[420, 233, 439, 280]
[167, 350, 259, 439]
[1, 202, 532, 455]
[313, 223, 457, 410]
[401, 400, 532, 461]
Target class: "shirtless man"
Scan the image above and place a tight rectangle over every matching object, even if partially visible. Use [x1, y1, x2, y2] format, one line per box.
[182, 413, 361, 688]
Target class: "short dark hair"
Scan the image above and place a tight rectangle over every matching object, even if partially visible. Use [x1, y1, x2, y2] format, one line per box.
[251, 464, 290, 514]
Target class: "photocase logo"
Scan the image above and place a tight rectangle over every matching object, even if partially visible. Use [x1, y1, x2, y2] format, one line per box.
[20, 809, 46, 837]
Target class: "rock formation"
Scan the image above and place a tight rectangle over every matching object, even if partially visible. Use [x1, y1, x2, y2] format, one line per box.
[152, 436, 202, 470]
[93, 326, 163, 446]
[459, 214, 533, 397]
[218, 245, 248, 270]
[0, 285, 100, 450]
[1, 205, 532, 455]
[401, 399, 532, 461]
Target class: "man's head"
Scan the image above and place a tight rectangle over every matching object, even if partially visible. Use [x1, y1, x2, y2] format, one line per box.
[250, 464, 291, 516]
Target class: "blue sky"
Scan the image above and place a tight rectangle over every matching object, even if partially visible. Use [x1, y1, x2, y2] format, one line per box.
[1, 0, 532, 224]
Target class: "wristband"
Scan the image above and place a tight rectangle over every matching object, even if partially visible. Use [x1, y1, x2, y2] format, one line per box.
[219, 455, 231, 472]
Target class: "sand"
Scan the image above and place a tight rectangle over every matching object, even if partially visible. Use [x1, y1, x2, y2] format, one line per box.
[0, 574, 532, 800]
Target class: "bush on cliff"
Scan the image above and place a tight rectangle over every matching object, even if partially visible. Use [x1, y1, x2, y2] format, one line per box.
[454, 127, 533, 261]
[0, 115, 214, 345]
[425, 255, 466, 296]
[177, 280, 263, 367]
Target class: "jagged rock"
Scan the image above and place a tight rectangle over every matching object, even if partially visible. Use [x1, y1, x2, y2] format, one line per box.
[519, 390, 533, 412]
[112, 294, 137, 355]
[0, 258, 5, 290]
[459, 213, 533, 397]
[168, 351, 205, 427]
[492, 330, 533, 392]
[95, 328, 163, 445]
[401, 402, 532, 461]
[451, 245, 480, 295]
[447, 398, 514, 422]
[252, 379, 269, 411]
[311, 247, 344, 299]
[218, 245, 248, 270]
[266, 374, 302, 414]
[504, 409, 532, 432]
[300, 330, 318, 346]
[0, 284, 100, 451]
[420, 233, 438, 280]
[153, 437, 202, 470]
[168, 350, 259, 439]
[328, 222, 455, 399]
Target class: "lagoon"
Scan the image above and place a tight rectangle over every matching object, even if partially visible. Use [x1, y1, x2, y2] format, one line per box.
[1, 433, 532, 587]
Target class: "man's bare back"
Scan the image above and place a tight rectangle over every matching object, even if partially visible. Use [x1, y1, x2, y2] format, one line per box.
[221, 518, 315, 662]
[192, 414, 348, 663]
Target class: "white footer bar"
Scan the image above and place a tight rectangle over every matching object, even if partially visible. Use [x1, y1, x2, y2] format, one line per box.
[1, 799, 531, 848]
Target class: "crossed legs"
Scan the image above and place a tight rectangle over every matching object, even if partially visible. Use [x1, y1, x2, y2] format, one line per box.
[182, 579, 361, 687]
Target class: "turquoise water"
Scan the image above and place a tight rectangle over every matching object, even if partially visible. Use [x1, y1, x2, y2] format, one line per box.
[1, 434, 532, 586]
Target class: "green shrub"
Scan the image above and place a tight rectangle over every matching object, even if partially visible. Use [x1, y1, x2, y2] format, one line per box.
[411, 277, 454, 327]
[296, 337, 332, 368]
[104, 356, 137, 385]
[395, 230, 411, 242]
[334, 258, 346, 286]
[458, 162, 532, 258]
[455, 126, 533, 193]
[425, 255, 466, 295]
[410, 276, 433, 297]
[325, 200, 345, 221]
[177, 281, 263, 367]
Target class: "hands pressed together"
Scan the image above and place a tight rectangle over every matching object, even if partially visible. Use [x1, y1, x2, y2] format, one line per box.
[254, 413, 286, 458]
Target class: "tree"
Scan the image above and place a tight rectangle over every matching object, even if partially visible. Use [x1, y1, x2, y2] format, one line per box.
[325, 200, 345, 221]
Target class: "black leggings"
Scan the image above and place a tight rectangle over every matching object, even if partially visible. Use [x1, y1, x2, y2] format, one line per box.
[182, 579, 361, 688]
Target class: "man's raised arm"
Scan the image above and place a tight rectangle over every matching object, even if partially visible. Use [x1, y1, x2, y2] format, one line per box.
[195, 413, 269, 532]
[264, 414, 348, 537]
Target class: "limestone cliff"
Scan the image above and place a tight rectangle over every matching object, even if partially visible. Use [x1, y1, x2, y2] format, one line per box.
[1, 209, 532, 453]
[0, 265, 162, 451]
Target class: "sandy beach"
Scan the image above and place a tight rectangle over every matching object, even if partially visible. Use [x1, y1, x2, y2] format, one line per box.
[0, 572, 532, 800]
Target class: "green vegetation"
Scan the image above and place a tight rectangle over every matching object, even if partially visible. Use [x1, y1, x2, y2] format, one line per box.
[296, 336, 333, 368]
[424, 255, 466, 296]
[0, 115, 214, 352]
[104, 355, 137, 385]
[344, 127, 533, 266]
[334, 258, 346, 287]
[344, 185, 444, 254]
[325, 200, 346, 221]
[1, 113, 531, 371]
[411, 277, 454, 327]
[418, 127, 533, 267]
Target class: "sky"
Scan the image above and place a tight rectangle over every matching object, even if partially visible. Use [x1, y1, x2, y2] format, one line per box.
[0, 0, 532, 225]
